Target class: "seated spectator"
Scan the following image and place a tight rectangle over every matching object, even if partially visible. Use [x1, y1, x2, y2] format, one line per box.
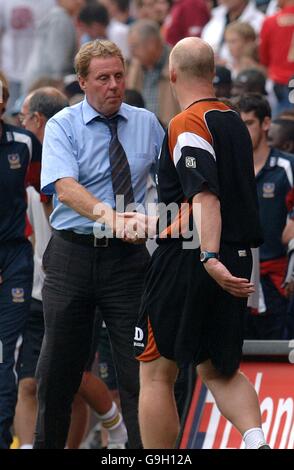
[153, 0, 173, 27]
[134, 0, 157, 20]
[224, 21, 257, 77]
[23, 0, 84, 93]
[100, 0, 134, 24]
[213, 65, 232, 98]
[259, 0, 294, 116]
[267, 119, 294, 154]
[127, 19, 180, 126]
[231, 68, 267, 97]
[202, 0, 264, 64]
[163, 0, 210, 46]
[78, 3, 110, 43]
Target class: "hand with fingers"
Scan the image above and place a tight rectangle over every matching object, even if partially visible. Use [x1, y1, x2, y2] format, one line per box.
[120, 212, 158, 244]
[204, 258, 255, 298]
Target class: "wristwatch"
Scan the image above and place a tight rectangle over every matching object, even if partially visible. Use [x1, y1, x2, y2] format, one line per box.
[200, 251, 219, 263]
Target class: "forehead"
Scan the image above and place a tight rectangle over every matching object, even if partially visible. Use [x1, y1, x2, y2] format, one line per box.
[240, 111, 258, 121]
[88, 56, 124, 75]
[21, 98, 30, 112]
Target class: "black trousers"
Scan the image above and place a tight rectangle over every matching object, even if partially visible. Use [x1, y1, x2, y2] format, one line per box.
[34, 232, 150, 449]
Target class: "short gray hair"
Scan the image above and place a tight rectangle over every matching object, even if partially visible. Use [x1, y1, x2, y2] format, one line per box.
[129, 19, 161, 42]
[29, 87, 69, 119]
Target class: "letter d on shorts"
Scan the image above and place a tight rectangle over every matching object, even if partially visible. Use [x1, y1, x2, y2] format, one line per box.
[134, 327, 144, 342]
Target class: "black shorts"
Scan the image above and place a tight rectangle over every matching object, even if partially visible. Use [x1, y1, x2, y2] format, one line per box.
[17, 298, 44, 380]
[134, 241, 252, 376]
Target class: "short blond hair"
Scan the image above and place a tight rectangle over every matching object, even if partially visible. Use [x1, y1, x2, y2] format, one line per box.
[75, 40, 125, 78]
[0, 70, 9, 103]
[225, 21, 256, 42]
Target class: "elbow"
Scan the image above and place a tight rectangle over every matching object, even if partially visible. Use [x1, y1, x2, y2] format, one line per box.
[57, 190, 69, 205]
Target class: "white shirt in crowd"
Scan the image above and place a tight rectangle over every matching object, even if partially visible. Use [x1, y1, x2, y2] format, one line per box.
[0, 0, 56, 84]
[201, 1, 264, 64]
[26, 186, 51, 302]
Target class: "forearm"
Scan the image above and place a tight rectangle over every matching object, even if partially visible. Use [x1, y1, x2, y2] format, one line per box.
[193, 191, 221, 252]
[55, 178, 114, 226]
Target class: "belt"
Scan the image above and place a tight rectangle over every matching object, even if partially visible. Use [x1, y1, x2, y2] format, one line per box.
[54, 229, 125, 248]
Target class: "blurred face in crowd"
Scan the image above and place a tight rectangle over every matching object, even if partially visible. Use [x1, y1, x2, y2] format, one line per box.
[79, 56, 125, 117]
[225, 31, 246, 60]
[128, 31, 160, 68]
[220, 0, 247, 10]
[59, 0, 86, 17]
[20, 97, 36, 135]
[267, 122, 284, 150]
[240, 111, 270, 151]
[137, 0, 156, 20]
[153, 0, 171, 24]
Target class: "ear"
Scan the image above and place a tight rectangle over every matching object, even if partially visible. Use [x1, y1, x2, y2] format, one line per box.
[169, 67, 177, 85]
[34, 112, 45, 129]
[78, 75, 87, 92]
[262, 116, 271, 132]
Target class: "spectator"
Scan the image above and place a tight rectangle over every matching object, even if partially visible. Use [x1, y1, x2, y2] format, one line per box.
[164, 0, 210, 46]
[267, 118, 294, 154]
[224, 21, 257, 77]
[128, 19, 180, 126]
[78, 2, 110, 43]
[236, 93, 294, 339]
[259, 0, 294, 115]
[202, 0, 264, 64]
[23, 0, 85, 93]
[231, 68, 267, 97]
[101, 0, 134, 24]
[213, 65, 232, 98]
[0, 0, 56, 111]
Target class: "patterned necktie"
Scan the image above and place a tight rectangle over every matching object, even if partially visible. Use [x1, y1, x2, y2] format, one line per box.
[99, 116, 134, 210]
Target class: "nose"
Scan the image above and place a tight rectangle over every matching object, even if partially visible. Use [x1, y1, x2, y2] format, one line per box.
[109, 75, 118, 89]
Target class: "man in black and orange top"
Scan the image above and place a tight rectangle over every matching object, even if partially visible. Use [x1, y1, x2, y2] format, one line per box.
[134, 37, 269, 449]
[0, 72, 42, 449]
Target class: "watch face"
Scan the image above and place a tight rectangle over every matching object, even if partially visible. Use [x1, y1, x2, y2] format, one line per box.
[200, 252, 206, 262]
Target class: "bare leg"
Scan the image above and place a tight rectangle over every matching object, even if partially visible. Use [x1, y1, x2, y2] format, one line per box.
[14, 378, 37, 447]
[139, 357, 180, 449]
[78, 372, 112, 414]
[67, 394, 89, 449]
[197, 360, 262, 435]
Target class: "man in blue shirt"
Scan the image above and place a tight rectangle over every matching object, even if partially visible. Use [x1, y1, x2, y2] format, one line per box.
[237, 93, 294, 339]
[35, 39, 164, 449]
[0, 72, 42, 449]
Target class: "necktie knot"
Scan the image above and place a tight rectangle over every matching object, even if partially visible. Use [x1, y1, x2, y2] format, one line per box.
[96, 115, 119, 138]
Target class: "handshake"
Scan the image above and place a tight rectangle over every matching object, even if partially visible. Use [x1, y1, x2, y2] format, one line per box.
[93, 204, 158, 244]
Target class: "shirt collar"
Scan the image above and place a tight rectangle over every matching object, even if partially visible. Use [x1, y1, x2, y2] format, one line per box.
[262, 148, 289, 171]
[82, 97, 128, 125]
[0, 122, 13, 144]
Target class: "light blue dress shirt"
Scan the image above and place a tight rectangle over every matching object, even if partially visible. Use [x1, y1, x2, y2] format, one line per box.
[41, 98, 164, 234]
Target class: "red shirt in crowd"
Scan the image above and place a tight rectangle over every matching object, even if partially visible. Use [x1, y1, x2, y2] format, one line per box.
[164, 0, 210, 46]
[259, 5, 294, 85]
